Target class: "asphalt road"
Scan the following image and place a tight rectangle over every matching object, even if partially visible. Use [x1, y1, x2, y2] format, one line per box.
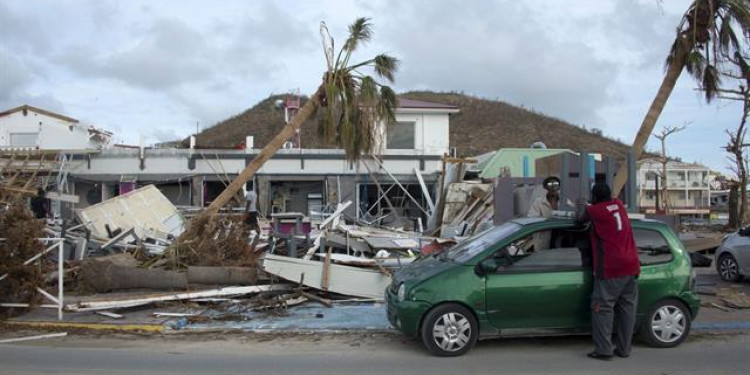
[0, 331, 747, 375]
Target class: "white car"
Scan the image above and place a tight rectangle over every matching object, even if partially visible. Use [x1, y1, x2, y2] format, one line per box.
[715, 230, 750, 282]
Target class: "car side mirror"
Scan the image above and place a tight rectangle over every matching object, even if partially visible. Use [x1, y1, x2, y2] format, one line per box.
[479, 258, 499, 274]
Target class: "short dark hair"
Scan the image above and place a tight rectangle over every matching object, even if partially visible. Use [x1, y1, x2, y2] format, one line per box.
[591, 183, 612, 203]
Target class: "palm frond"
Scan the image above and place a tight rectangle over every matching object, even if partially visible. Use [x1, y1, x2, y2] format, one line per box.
[319, 22, 335, 71]
[702, 64, 721, 102]
[736, 51, 750, 82]
[318, 82, 341, 143]
[377, 85, 398, 126]
[374, 54, 399, 83]
[686, 50, 707, 80]
[344, 17, 372, 52]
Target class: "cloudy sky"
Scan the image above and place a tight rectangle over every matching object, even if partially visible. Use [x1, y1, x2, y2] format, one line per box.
[0, 0, 744, 173]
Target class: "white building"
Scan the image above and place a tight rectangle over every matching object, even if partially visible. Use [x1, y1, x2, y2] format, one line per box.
[65, 99, 459, 225]
[0, 105, 112, 151]
[637, 159, 711, 216]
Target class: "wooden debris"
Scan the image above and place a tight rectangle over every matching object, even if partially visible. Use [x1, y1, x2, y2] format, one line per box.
[66, 284, 292, 311]
[263, 253, 390, 300]
[95, 311, 124, 319]
[0, 332, 68, 344]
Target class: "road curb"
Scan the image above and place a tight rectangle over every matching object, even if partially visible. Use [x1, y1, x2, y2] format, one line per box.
[4, 320, 165, 333]
[693, 321, 750, 331]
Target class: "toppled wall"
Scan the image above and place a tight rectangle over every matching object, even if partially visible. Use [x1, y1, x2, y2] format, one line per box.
[76, 184, 185, 240]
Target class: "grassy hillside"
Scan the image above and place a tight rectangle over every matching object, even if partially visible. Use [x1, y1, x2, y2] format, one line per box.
[192, 91, 632, 159]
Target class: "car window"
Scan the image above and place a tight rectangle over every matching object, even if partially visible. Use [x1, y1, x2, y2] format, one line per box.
[488, 228, 588, 272]
[446, 222, 522, 263]
[634, 229, 674, 265]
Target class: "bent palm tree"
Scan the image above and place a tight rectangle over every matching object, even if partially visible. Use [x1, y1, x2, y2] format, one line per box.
[205, 17, 398, 214]
[613, 0, 750, 196]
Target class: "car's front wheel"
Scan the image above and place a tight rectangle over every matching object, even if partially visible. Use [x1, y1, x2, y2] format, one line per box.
[717, 253, 743, 282]
[420, 303, 478, 357]
[640, 299, 691, 348]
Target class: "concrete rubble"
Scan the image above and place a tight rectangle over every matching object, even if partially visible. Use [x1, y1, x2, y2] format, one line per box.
[0, 157, 502, 329]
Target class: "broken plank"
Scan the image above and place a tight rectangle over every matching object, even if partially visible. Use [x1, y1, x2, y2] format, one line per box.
[95, 311, 124, 319]
[153, 312, 197, 317]
[319, 201, 352, 229]
[101, 227, 138, 250]
[0, 333, 68, 344]
[299, 290, 333, 308]
[66, 284, 291, 312]
[262, 253, 390, 300]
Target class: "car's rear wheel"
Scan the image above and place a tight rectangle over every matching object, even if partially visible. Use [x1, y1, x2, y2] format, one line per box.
[640, 299, 691, 348]
[420, 303, 478, 357]
[717, 253, 743, 282]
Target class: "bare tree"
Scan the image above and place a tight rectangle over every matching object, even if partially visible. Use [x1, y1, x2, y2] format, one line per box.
[653, 124, 687, 214]
[722, 85, 750, 228]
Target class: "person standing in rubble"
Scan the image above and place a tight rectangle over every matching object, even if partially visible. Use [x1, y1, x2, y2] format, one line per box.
[577, 182, 640, 361]
[527, 176, 560, 250]
[244, 186, 261, 234]
[30, 188, 51, 219]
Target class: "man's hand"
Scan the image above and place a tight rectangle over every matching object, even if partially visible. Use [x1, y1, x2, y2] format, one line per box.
[575, 198, 590, 222]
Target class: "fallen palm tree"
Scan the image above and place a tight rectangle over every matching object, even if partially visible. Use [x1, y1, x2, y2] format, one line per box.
[170, 17, 399, 263]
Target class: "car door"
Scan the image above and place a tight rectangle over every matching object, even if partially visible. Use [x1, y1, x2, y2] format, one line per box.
[732, 234, 750, 273]
[484, 228, 592, 331]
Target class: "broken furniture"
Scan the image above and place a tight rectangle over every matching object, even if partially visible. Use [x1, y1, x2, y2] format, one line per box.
[269, 212, 310, 258]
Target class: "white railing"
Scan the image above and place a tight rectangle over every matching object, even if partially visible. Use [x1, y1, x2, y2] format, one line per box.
[0, 238, 65, 320]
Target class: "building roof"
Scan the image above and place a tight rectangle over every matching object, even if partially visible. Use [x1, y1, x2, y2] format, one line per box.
[0, 104, 79, 123]
[397, 99, 459, 112]
[638, 158, 710, 170]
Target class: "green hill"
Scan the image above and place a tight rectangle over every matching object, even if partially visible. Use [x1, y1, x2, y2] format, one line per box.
[192, 91, 631, 159]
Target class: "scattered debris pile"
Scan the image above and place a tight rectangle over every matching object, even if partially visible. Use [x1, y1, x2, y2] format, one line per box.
[0, 155, 502, 327]
[0, 200, 46, 318]
[167, 214, 257, 268]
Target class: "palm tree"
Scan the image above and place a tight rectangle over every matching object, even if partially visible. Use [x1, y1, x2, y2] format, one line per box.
[205, 17, 399, 214]
[612, 0, 750, 196]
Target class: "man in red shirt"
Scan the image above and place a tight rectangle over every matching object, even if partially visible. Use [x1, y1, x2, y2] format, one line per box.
[578, 183, 640, 360]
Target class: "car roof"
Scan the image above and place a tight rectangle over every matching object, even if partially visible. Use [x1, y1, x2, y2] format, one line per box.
[509, 215, 665, 228]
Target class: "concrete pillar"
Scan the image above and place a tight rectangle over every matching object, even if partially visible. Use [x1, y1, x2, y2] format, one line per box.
[191, 176, 203, 207]
[257, 175, 271, 216]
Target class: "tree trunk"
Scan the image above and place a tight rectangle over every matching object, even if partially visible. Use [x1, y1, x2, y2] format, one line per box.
[612, 50, 687, 197]
[740, 172, 748, 227]
[729, 185, 740, 229]
[204, 92, 321, 214]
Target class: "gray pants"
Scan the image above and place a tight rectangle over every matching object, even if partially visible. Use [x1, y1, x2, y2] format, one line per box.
[591, 275, 638, 356]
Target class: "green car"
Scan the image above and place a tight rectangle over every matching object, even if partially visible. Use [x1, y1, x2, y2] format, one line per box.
[386, 217, 699, 356]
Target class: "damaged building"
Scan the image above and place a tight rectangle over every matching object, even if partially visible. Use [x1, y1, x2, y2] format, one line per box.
[13, 100, 459, 228]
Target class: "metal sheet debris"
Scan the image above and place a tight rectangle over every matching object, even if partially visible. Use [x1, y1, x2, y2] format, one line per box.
[262, 253, 391, 300]
[76, 184, 185, 240]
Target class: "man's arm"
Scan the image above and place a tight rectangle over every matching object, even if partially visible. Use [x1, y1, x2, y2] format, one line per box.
[575, 198, 590, 223]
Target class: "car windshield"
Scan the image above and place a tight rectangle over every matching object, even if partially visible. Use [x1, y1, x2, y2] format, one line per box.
[445, 222, 522, 263]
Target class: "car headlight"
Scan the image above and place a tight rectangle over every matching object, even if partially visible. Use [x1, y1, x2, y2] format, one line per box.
[397, 283, 406, 302]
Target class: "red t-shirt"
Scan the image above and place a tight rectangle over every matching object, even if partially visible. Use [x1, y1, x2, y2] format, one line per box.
[586, 199, 640, 279]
